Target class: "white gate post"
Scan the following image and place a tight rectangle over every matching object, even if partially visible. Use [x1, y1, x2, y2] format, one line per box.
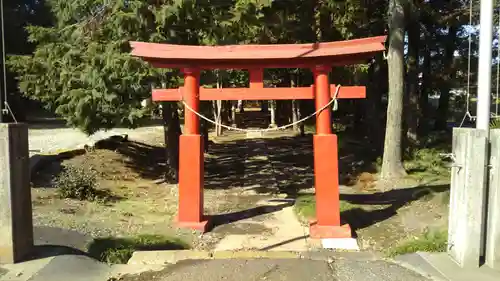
[447, 128, 488, 269]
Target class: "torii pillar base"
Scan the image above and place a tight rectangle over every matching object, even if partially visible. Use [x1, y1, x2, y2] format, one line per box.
[309, 134, 352, 240]
[176, 134, 210, 233]
[309, 222, 352, 239]
[175, 220, 210, 233]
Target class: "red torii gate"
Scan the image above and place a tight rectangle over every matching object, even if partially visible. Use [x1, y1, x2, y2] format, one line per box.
[130, 36, 386, 239]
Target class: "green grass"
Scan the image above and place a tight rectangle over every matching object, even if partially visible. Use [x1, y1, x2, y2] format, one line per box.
[294, 194, 358, 222]
[386, 229, 448, 258]
[87, 234, 189, 264]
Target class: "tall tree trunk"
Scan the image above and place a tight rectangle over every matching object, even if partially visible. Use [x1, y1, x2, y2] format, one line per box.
[231, 101, 237, 127]
[201, 120, 209, 153]
[366, 54, 385, 152]
[161, 102, 181, 183]
[238, 100, 244, 112]
[405, 13, 420, 149]
[261, 101, 268, 112]
[291, 74, 299, 132]
[352, 72, 364, 134]
[200, 101, 210, 153]
[270, 100, 277, 128]
[434, 25, 458, 130]
[222, 101, 231, 125]
[212, 73, 223, 136]
[213, 100, 223, 136]
[381, 0, 407, 180]
[292, 100, 299, 132]
[419, 36, 431, 136]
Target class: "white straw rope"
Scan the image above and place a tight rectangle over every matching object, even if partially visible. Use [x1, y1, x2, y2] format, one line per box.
[181, 85, 341, 133]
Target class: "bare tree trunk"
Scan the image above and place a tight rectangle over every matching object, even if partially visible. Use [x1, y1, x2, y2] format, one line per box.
[261, 101, 268, 112]
[270, 100, 277, 128]
[212, 100, 223, 136]
[238, 100, 244, 112]
[381, 0, 407, 180]
[223, 101, 231, 124]
[231, 101, 237, 127]
[212, 73, 223, 136]
[200, 101, 210, 153]
[292, 100, 299, 132]
[161, 102, 181, 183]
[352, 73, 364, 134]
[290, 73, 300, 132]
[366, 54, 385, 152]
[434, 25, 458, 131]
[216, 101, 222, 135]
[419, 43, 431, 136]
[405, 12, 420, 149]
[201, 121, 209, 153]
[298, 101, 305, 136]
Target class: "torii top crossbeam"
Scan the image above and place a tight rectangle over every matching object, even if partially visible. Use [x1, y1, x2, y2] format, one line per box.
[130, 36, 386, 69]
[130, 36, 386, 102]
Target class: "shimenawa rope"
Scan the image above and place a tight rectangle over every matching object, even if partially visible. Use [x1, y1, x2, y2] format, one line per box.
[180, 85, 341, 133]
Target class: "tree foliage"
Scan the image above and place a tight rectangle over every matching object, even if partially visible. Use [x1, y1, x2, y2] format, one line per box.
[6, 0, 493, 178]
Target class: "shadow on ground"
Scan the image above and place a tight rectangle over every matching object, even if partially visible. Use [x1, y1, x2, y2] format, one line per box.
[210, 199, 295, 232]
[337, 184, 450, 235]
[28, 245, 89, 261]
[31, 226, 188, 264]
[114, 140, 167, 180]
[205, 132, 378, 196]
[30, 150, 87, 188]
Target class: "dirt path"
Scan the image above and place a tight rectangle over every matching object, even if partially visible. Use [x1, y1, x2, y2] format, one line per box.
[204, 131, 320, 252]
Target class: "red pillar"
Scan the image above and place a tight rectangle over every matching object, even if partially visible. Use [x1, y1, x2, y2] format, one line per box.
[310, 65, 351, 239]
[177, 67, 209, 232]
[249, 68, 264, 89]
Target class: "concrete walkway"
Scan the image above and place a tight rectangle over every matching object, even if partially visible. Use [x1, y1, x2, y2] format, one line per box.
[119, 258, 428, 281]
[395, 252, 500, 281]
[0, 253, 431, 281]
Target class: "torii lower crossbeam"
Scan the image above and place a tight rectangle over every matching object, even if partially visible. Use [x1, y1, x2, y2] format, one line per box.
[152, 85, 365, 101]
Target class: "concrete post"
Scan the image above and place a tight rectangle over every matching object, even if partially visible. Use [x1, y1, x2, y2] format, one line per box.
[448, 128, 488, 269]
[0, 123, 33, 263]
[486, 129, 500, 270]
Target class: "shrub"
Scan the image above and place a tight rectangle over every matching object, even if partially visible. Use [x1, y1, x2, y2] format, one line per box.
[54, 165, 104, 201]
